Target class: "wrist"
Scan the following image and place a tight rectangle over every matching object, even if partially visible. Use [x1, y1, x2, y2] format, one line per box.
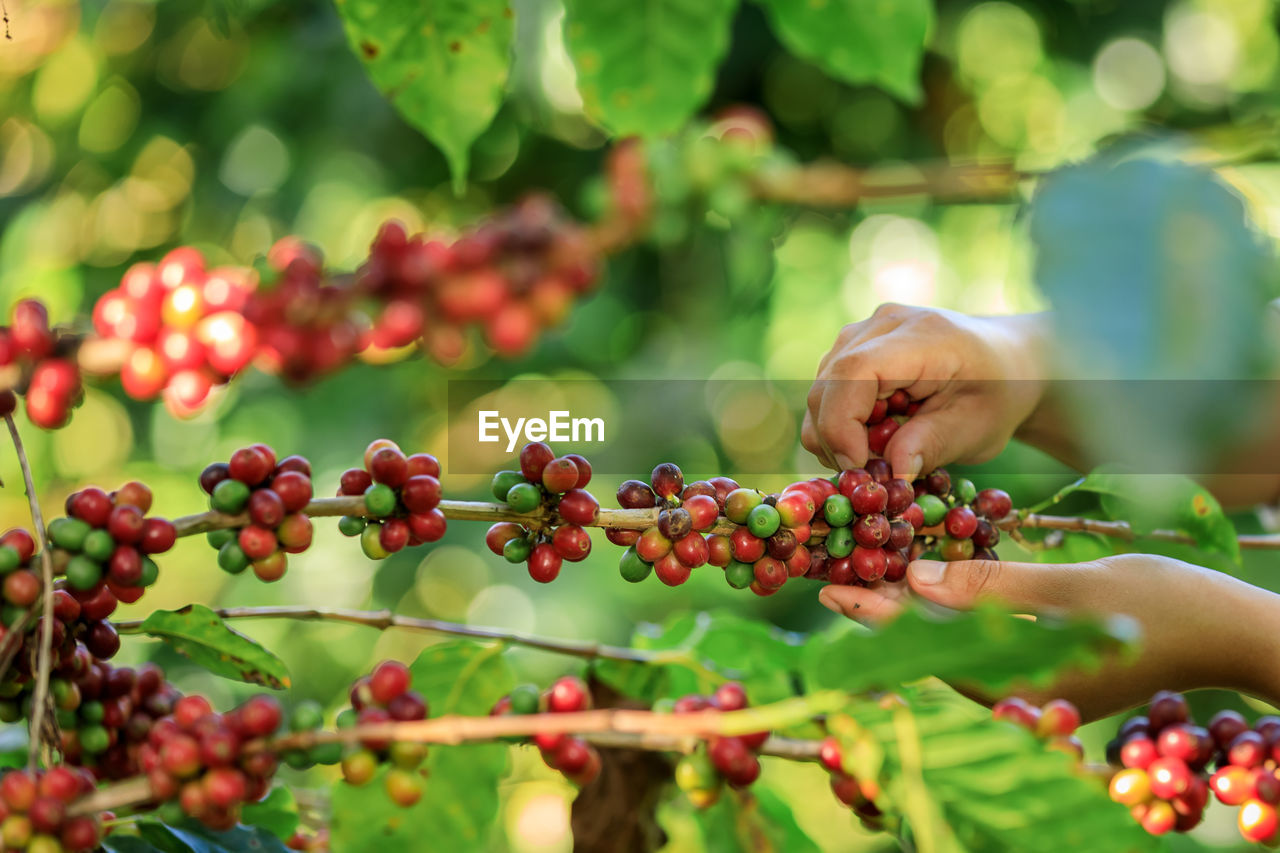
[1219, 575, 1280, 706]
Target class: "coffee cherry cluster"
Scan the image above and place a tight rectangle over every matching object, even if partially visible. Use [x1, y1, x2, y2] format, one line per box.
[670, 682, 768, 806]
[906, 468, 1010, 564]
[0, 767, 103, 852]
[336, 440, 445, 560]
[0, 299, 84, 430]
[96, 249, 258, 416]
[486, 442, 597, 584]
[60, 659, 180, 779]
[818, 736, 885, 831]
[614, 464, 743, 588]
[338, 660, 430, 807]
[788, 465, 921, 590]
[491, 675, 601, 786]
[991, 696, 1084, 758]
[139, 693, 284, 830]
[358, 196, 600, 360]
[1107, 690, 1280, 842]
[50, 481, 175, 605]
[201, 445, 314, 582]
[0, 528, 44, 627]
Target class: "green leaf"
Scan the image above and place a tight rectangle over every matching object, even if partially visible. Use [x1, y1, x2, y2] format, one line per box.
[1030, 155, 1274, 485]
[241, 787, 300, 842]
[335, 0, 514, 189]
[133, 605, 290, 689]
[562, 0, 738, 136]
[1072, 469, 1240, 562]
[679, 787, 822, 852]
[754, 0, 932, 101]
[594, 611, 804, 705]
[330, 641, 514, 852]
[832, 690, 1156, 852]
[804, 603, 1131, 695]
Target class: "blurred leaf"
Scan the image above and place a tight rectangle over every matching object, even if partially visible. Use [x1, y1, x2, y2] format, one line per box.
[330, 641, 514, 852]
[1030, 156, 1275, 478]
[562, 0, 738, 136]
[105, 821, 293, 853]
[336, 0, 514, 189]
[241, 787, 300, 842]
[1029, 531, 1116, 564]
[683, 787, 822, 852]
[135, 606, 290, 689]
[804, 604, 1129, 695]
[594, 611, 804, 704]
[833, 691, 1156, 852]
[754, 0, 931, 102]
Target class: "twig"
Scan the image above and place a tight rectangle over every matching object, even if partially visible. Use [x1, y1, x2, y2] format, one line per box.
[114, 605, 671, 664]
[72, 699, 842, 816]
[5, 415, 56, 771]
[1006, 512, 1280, 549]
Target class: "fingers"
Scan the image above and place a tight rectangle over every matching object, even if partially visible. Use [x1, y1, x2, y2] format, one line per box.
[818, 584, 906, 626]
[801, 411, 838, 470]
[906, 559, 1099, 613]
[882, 395, 988, 482]
[815, 379, 875, 470]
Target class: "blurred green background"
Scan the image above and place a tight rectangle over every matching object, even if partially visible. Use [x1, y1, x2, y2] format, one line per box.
[2, 0, 1280, 850]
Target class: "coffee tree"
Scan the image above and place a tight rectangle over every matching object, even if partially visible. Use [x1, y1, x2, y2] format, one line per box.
[2, 1, 1280, 851]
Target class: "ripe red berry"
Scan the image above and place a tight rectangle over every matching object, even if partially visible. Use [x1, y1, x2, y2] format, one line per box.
[138, 518, 177, 554]
[992, 697, 1040, 730]
[339, 468, 373, 497]
[161, 734, 202, 778]
[70, 487, 112, 527]
[551, 737, 592, 774]
[650, 463, 684, 499]
[548, 676, 590, 713]
[378, 518, 411, 553]
[1157, 723, 1206, 763]
[388, 690, 428, 721]
[729, 528, 765, 563]
[203, 767, 248, 809]
[229, 447, 272, 486]
[541, 457, 580, 494]
[557, 489, 598, 526]
[973, 488, 1013, 520]
[850, 482, 887, 515]
[654, 552, 691, 586]
[1, 771, 36, 810]
[405, 453, 440, 478]
[708, 736, 753, 779]
[713, 682, 747, 712]
[28, 796, 65, 834]
[407, 510, 446, 543]
[1037, 699, 1081, 738]
[866, 418, 899, 456]
[565, 454, 592, 489]
[238, 526, 277, 560]
[108, 545, 143, 586]
[1211, 764, 1253, 806]
[519, 442, 555, 482]
[1147, 690, 1189, 731]
[552, 525, 592, 562]
[486, 522, 525, 556]
[819, 737, 843, 773]
[370, 447, 409, 487]
[753, 556, 787, 589]
[528, 543, 562, 583]
[1230, 731, 1268, 768]
[852, 514, 890, 548]
[276, 513, 314, 552]
[1209, 709, 1250, 750]
[944, 506, 978, 539]
[401, 475, 442, 514]
[107, 505, 145, 544]
[1240, 799, 1279, 843]
[236, 695, 282, 737]
[1148, 756, 1193, 799]
[370, 660, 411, 705]
[851, 547, 887, 583]
[3, 571, 41, 607]
[616, 480, 656, 509]
[271, 471, 312, 513]
[247, 489, 286, 528]
[1120, 736, 1159, 770]
[775, 491, 815, 528]
[0, 529, 34, 562]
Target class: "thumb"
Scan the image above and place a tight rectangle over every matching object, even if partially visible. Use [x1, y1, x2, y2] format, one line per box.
[906, 559, 1096, 613]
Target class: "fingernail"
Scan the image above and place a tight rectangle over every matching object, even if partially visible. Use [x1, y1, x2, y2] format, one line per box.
[835, 454, 856, 471]
[818, 587, 843, 614]
[910, 560, 946, 585]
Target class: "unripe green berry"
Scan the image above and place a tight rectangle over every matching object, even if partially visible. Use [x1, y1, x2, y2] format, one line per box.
[618, 547, 651, 582]
[338, 516, 367, 537]
[504, 482, 541, 513]
[211, 479, 251, 513]
[363, 483, 398, 517]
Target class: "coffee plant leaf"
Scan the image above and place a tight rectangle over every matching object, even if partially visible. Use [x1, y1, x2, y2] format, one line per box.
[335, 0, 514, 190]
[754, 0, 931, 102]
[562, 0, 738, 136]
[135, 605, 291, 689]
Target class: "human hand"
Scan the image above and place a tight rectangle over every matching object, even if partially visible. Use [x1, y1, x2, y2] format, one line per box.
[802, 305, 1048, 481]
[818, 554, 1280, 720]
